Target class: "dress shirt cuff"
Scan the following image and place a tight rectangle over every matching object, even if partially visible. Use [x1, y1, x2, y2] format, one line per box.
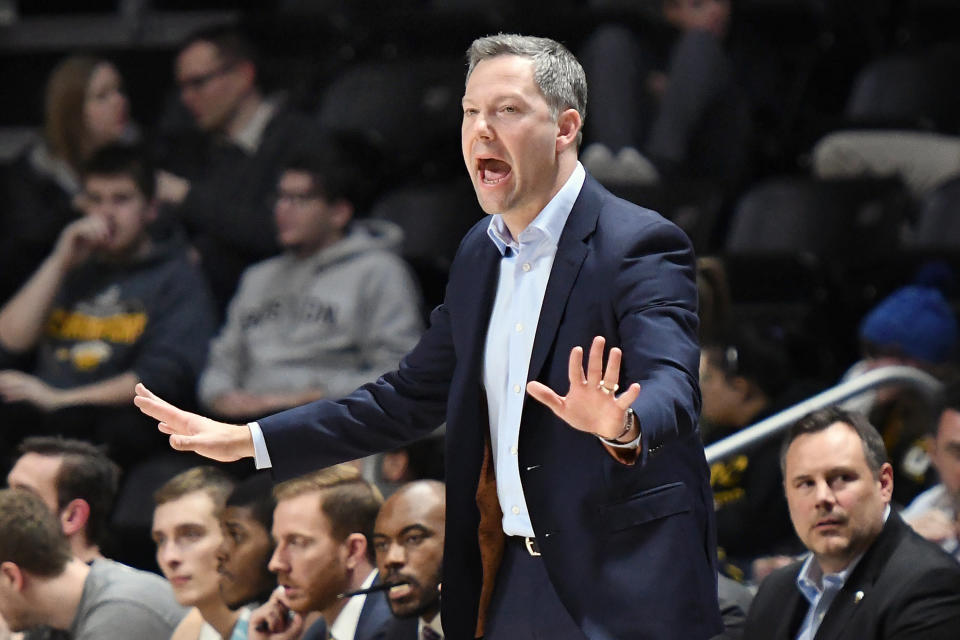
[248, 422, 273, 469]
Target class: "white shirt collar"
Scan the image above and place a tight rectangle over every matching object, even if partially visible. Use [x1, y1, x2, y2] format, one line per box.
[486, 162, 586, 256]
[229, 98, 277, 153]
[330, 569, 377, 640]
[418, 612, 444, 639]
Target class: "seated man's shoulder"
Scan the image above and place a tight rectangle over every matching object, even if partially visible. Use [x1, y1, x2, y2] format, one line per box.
[77, 560, 186, 635]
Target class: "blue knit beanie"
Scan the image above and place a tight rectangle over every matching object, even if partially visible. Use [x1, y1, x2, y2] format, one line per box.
[860, 285, 957, 364]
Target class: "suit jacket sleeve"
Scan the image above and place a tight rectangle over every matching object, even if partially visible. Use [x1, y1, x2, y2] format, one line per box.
[612, 216, 701, 463]
[257, 299, 454, 481]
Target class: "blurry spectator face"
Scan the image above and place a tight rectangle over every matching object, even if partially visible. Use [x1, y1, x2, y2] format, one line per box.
[217, 505, 275, 608]
[152, 490, 225, 608]
[83, 62, 129, 149]
[462, 55, 574, 222]
[176, 41, 247, 132]
[7, 453, 61, 515]
[373, 484, 444, 620]
[268, 492, 348, 614]
[663, 0, 730, 37]
[81, 175, 155, 257]
[783, 422, 893, 573]
[930, 409, 960, 502]
[699, 351, 743, 428]
[273, 171, 347, 256]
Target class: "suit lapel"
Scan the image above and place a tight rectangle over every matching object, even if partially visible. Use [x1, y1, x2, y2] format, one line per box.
[526, 176, 601, 382]
[813, 514, 907, 640]
[453, 229, 502, 378]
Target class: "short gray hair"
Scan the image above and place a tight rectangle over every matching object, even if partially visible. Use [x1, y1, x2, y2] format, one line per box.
[466, 34, 587, 147]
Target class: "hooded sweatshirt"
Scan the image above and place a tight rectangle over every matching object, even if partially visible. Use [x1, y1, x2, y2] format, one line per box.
[198, 219, 423, 406]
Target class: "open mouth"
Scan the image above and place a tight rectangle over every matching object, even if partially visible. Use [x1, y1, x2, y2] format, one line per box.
[478, 158, 511, 185]
[388, 582, 414, 600]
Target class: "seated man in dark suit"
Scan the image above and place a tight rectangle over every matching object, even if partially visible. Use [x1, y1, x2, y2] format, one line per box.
[743, 406, 960, 640]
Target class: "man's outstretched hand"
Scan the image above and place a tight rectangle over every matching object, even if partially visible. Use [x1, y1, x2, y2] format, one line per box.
[133, 383, 256, 462]
[526, 336, 641, 441]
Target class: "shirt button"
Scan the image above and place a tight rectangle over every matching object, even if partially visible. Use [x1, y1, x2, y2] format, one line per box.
[515, 323, 523, 332]
[510, 446, 518, 455]
[511, 505, 520, 515]
[522, 262, 531, 272]
[513, 384, 522, 394]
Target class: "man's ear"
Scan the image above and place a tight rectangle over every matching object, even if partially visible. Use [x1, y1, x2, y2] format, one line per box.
[144, 199, 160, 224]
[555, 108, 582, 152]
[330, 200, 354, 231]
[0, 561, 25, 592]
[342, 533, 368, 571]
[878, 462, 895, 502]
[60, 498, 91, 538]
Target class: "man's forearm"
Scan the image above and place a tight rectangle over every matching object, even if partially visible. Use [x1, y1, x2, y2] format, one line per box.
[0, 251, 70, 352]
[57, 371, 140, 408]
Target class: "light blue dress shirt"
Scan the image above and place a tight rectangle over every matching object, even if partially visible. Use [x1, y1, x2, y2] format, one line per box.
[482, 163, 586, 537]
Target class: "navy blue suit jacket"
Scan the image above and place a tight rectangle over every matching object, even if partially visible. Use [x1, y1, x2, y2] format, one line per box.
[260, 175, 721, 640]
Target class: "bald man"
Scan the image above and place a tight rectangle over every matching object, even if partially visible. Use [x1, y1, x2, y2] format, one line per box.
[372, 481, 445, 640]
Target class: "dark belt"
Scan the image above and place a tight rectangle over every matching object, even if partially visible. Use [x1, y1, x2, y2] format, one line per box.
[509, 535, 542, 557]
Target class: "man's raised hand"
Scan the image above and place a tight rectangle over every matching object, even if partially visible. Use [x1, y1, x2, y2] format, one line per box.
[526, 336, 641, 440]
[133, 383, 256, 462]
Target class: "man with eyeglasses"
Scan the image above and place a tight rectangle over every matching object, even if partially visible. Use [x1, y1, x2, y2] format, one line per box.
[196, 146, 422, 422]
[154, 25, 325, 312]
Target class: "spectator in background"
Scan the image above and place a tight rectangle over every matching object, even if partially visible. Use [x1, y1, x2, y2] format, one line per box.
[373, 480, 445, 640]
[154, 25, 326, 312]
[250, 465, 393, 640]
[743, 407, 960, 639]
[0, 489, 186, 640]
[579, 0, 751, 185]
[902, 378, 960, 561]
[152, 466, 246, 640]
[0, 144, 216, 469]
[216, 472, 277, 610]
[6, 436, 120, 564]
[197, 147, 422, 422]
[841, 273, 958, 506]
[700, 326, 800, 578]
[1, 55, 135, 303]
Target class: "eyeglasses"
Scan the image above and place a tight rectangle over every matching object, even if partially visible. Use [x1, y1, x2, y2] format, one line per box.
[177, 63, 236, 93]
[272, 191, 323, 207]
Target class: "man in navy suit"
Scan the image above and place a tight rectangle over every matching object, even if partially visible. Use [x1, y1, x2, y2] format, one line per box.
[136, 34, 721, 640]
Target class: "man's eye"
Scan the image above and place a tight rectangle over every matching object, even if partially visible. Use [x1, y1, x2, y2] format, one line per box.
[404, 533, 425, 546]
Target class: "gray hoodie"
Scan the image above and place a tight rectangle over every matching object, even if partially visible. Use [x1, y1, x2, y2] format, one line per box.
[198, 219, 423, 406]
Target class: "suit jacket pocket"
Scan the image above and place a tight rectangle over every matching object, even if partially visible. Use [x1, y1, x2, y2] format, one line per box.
[602, 482, 691, 533]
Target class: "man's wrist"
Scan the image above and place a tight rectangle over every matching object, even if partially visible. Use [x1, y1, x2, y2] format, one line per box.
[599, 408, 641, 448]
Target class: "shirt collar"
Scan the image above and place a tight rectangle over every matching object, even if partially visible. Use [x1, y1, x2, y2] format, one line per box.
[486, 162, 586, 256]
[418, 612, 444, 639]
[229, 98, 277, 153]
[795, 504, 891, 602]
[330, 568, 377, 640]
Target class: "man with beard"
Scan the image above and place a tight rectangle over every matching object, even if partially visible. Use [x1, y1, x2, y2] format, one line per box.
[250, 465, 393, 640]
[372, 481, 445, 640]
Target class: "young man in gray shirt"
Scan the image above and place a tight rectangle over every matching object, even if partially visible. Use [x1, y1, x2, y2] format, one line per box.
[0, 489, 185, 639]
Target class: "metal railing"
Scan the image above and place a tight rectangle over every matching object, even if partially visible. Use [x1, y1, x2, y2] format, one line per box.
[704, 365, 943, 465]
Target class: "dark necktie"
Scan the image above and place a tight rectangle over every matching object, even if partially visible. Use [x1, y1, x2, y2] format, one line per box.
[421, 625, 442, 640]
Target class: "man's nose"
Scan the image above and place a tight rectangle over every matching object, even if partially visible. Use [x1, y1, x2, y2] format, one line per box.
[813, 479, 837, 507]
[383, 541, 406, 568]
[267, 547, 287, 573]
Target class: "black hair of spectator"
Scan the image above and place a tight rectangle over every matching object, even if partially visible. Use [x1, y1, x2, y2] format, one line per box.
[931, 376, 960, 435]
[779, 406, 888, 479]
[280, 131, 383, 213]
[704, 323, 793, 400]
[81, 143, 156, 200]
[225, 471, 276, 534]
[179, 23, 260, 73]
[17, 436, 121, 549]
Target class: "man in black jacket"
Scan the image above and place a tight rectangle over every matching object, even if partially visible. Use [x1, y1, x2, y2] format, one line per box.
[743, 407, 960, 640]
